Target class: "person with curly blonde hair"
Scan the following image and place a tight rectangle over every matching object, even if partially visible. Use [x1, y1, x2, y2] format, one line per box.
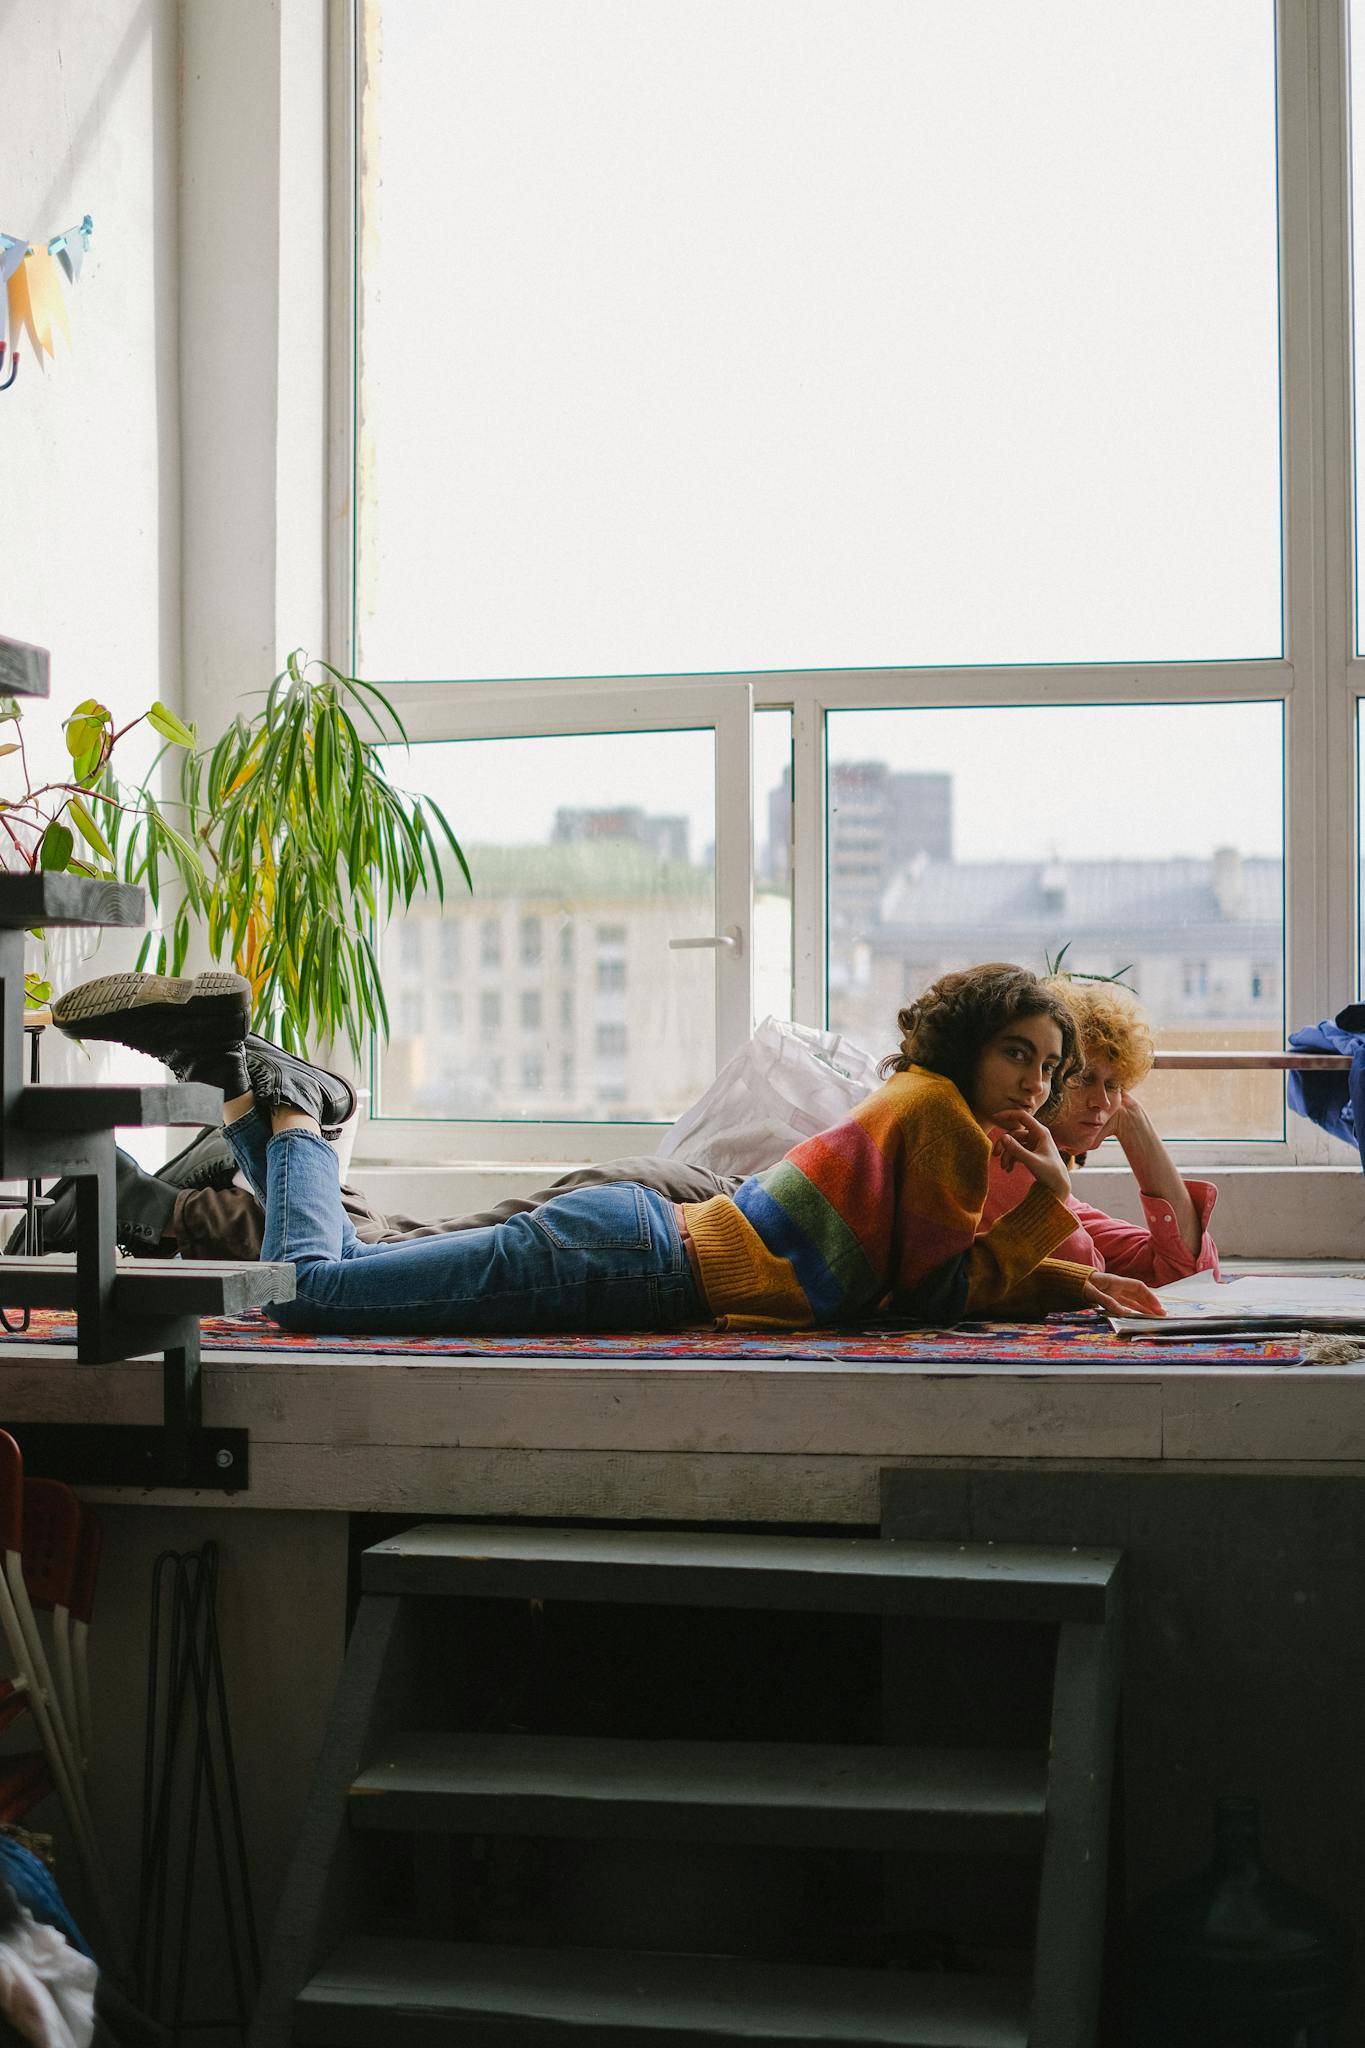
[983, 978, 1219, 1284]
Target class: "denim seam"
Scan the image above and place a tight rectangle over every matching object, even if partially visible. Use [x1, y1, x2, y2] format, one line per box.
[531, 1222, 650, 1251]
[292, 1272, 699, 1313]
[277, 1122, 290, 1257]
[530, 1182, 654, 1253]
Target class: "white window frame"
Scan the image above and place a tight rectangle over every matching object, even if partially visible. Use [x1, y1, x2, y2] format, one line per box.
[351, 677, 753, 1166]
[335, 0, 1362, 1202]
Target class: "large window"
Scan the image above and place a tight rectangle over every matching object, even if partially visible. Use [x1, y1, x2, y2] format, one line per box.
[346, 1, 1354, 1182]
[357, 1, 1280, 680]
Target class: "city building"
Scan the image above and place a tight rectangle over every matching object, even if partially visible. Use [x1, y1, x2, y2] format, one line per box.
[830, 848, 1284, 1139]
[378, 838, 715, 1124]
[380, 808, 1284, 1138]
[553, 806, 693, 867]
[765, 762, 953, 930]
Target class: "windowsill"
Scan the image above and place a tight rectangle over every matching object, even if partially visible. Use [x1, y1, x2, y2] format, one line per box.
[1069, 1164, 1365, 1257]
[345, 1160, 1365, 1260]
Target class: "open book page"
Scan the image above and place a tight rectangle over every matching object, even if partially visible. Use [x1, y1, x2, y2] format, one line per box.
[1109, 1269, 1365, 1339]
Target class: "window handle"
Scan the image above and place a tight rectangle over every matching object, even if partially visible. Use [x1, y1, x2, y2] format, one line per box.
[669, 925, 743, 953]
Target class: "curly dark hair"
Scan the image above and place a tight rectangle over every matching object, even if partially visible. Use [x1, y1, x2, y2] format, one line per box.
[879, 962, 1082, 1113]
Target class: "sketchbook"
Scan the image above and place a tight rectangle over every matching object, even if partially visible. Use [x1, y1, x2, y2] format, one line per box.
[1109, 1269, 1365, 1339]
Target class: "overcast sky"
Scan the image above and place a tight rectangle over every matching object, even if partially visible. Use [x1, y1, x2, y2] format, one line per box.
[364, 2, 1285, 872]
[359, 1, 1280, 681]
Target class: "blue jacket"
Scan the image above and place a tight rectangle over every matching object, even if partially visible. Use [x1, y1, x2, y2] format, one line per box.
[0, 1836, 88, 1955]
[1287, 1005, 1365, 1168]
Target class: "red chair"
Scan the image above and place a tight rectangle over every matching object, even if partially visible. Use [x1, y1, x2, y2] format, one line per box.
[0, 1749, 52, 1825]
[0, 1433, 119, 1956]
[22, 1478, 85, 1772]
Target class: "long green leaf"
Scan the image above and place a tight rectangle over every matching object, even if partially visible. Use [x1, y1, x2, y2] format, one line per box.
[68, 797, 113, 863]
[426, 795, 473, 893]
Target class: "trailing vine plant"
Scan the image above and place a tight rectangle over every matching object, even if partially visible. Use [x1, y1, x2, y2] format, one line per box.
[0, 691, 200, 1006]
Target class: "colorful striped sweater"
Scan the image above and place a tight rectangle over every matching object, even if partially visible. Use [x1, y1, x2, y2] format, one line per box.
[682, 1063, 1093, 1330]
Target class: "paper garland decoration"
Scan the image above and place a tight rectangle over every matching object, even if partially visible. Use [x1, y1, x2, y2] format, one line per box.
[0, 215, 92, 372]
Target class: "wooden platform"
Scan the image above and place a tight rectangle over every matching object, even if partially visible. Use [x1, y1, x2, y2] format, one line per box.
[0, 1325, 1361, 1514]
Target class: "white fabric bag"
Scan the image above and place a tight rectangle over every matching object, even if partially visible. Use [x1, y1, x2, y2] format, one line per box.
[657, 1016, 882, 1178]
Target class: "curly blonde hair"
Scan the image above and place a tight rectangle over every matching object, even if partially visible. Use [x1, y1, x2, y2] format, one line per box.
[1046, 979, 1155, 1089]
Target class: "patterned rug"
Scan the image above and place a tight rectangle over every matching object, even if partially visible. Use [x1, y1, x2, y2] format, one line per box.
[0, 1306, 1303, 1366]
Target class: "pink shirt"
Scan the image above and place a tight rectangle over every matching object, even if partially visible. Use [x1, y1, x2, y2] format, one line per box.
[982, 1157, 1220, 1286]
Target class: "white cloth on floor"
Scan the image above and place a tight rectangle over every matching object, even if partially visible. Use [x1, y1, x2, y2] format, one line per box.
[0, 1906, 97, 2048]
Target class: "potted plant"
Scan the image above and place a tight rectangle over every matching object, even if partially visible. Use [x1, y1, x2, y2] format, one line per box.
[14, 653, 468, 1059]
[155, 652, 468, 1060]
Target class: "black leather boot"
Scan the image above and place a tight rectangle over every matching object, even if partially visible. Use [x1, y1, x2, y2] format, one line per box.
[158, 1124, 239, 1192]
[51, 970, 253, 1099]
[50, 975, 353, 1132]
[9, 1147, 179, 1258]
[243, 1037, 356, 1132]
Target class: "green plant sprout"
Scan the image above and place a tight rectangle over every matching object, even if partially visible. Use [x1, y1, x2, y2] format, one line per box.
[1044, 941, 1136, 991]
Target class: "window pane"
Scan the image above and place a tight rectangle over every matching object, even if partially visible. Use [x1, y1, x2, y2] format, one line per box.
[358, 1, 1280, 678]
[374, 730, 716, 1121]
[1352, 2, 1365, 650]
[827, 703, 1285, 1141]
[755, 708, 793, 1024]
[1359, 706, 1365, 990]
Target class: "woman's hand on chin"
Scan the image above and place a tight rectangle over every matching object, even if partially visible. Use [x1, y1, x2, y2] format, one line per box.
[1082, 1271, 1165, 1318]
[1097, 1089, 1150, 1150]
[990, 1109, 1072, 1201]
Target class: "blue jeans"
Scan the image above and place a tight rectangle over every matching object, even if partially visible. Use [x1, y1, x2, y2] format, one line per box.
[223, 1109, 704, 1336]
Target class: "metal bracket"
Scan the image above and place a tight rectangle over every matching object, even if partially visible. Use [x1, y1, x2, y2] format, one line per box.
[0, 1423, 248, 1491]
[0, 1323, 252, 1488]
[3, 1331, 250, 1490]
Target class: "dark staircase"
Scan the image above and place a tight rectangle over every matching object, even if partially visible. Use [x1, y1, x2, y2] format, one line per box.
[251, 1521, 1123, 2048]
[0, 657, 294, 1487]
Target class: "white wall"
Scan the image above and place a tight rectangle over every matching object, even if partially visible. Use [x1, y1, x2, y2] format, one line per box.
[0, 6, 350, 1995]
[3, 0, 181, 761]
[2, 0, 183, 1105]
[2, 2, 331, 1146]
[179, 0, 329, 743]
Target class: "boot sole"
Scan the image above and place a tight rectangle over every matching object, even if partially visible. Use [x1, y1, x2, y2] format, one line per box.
[52, 971, 250, 1042]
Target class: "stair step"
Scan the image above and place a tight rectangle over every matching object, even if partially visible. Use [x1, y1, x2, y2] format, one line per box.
[0, 1255, 294, 1316]
[294, 1938, 1030, 2047]
[0, 873, 143, 929]
[18, 1082, 223, 1131]
[363, 1525, 1121, 1624]
[348, 1733, 1047, 1853]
